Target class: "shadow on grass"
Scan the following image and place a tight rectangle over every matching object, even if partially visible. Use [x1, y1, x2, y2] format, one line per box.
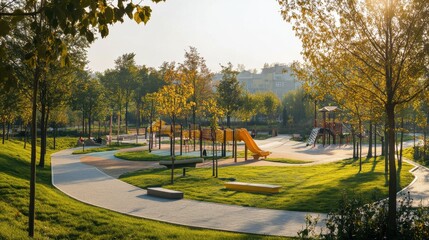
[287, 172, 386, 212]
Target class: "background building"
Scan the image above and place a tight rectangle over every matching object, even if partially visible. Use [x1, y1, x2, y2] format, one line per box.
[213, 64, 300, 99]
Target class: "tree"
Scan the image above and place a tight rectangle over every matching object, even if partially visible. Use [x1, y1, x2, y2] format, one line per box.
[114, 53, 138, 133]
[133, 66, 164, 142]
[0, 0, 164, 237]
[235, 91, 257, 125]
[254, 92, 281, 127]
[156, 63, 194, 184]
[71, 72, 106, 139]
[100, 68, 126, 137]
[282, 88, 313, 129]
[180, 47, 213, 129]
[279, 0, 429, 236]
[38, 35, 88, 167]
[216, 62, 243, 127]
[0, 78, 22, 144]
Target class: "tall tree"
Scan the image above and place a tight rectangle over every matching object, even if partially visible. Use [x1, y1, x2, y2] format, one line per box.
[254, 92, 281, 127]
[71, 73, 105, 139]
[235, 91, 257, 125]
[279, 0, 429, 236]
[0, 0, 164, 237]
[38, 35, 88, 167]
[216, 62, 243, 127]
[180, 47, 213, 129]
[156, 63, 194, 184]
[282, 88, 313, 129]
[114, 53, 138, 133]
[133, 66, 164, 141]
[100, 69, 125, 136]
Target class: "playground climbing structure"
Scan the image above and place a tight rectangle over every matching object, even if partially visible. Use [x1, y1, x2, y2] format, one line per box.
[146, 121, 270, 160]
[307, 106, 351, 146]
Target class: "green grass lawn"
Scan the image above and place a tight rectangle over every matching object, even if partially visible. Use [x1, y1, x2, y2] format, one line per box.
[116, 149, 242, 161]
[72, 143, 144, 154]
[120, 157, 415, 213]
[403, 146, 429, 167]
[115, 150, 204, 161]
[0, 138, 285, 240]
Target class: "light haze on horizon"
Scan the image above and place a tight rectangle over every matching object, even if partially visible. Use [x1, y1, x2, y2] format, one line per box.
[86, 0, 303, 73]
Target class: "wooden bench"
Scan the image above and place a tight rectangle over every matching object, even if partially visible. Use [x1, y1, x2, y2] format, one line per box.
[224, 182, 282, 193]
[159, 158, 204, 176]
[292, 134, 303, 141]
[147, 187, 184, 199]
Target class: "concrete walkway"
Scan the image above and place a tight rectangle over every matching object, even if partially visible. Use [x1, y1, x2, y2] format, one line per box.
[52, 148, 324, 237]
[51, 135, 429, 237]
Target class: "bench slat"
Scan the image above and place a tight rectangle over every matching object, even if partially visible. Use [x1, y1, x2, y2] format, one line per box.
[159, 158, 204, 169]
[224, 182, 281, 193]
[147, 187, 184, 199]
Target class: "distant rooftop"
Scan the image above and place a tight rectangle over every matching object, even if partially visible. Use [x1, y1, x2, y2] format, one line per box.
[318, 106, 340, 112]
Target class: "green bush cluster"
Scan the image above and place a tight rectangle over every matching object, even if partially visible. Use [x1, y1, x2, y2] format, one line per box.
[298, 192, 429, 239]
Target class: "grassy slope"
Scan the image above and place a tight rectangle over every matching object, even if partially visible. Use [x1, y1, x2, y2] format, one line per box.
[121, 157, 414, 213]
[403, 147, 429, 167]
[0, 139, 283, 240]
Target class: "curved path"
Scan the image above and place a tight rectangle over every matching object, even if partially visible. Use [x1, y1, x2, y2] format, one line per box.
[52, 148, 323, 237]
[51, 135, 429, 237]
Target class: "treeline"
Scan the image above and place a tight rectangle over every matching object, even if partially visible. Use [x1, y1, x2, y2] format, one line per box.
[1, 41, 320, 150]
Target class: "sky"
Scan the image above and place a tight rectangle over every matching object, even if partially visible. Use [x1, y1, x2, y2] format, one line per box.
[86, 0, 303, 73]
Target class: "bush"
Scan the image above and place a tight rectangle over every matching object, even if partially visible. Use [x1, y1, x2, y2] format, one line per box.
[298, 191, 429, 239]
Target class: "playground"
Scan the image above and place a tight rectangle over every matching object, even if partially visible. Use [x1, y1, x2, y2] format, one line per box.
[51, 131, 429, 237]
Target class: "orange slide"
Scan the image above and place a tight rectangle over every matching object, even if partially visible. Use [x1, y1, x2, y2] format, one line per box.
[236, 129, 270, 159]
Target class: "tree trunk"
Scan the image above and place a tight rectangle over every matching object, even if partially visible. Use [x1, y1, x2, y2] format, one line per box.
[24, 124, 28, 149]
[367, 122, 373, 158]
[6, 122, 10, 140]
[39, 96, 47, 168]
[81, 110, 85, 136]
[88, 110, 92, 139]
[352, 129, 356, 158]
[424, 127, 427, 160]
[384, 128, 388, 174]
[53, 123, 56, 150]
[29, 64, 40, 238]
[136, 102, 140, 144]
[149, 101, 153, 152]
[117, 112, 121, 144]
[386, 104, 397, 237]
[125, 102, 129, 134]
[227, 115, 231, 128]
[171, 115, 176, 184]
[98, 120, 101, 138]
[399, 117, 404, 167]
[193, 106, 196, 151]
[2, 120, 5, 144]
[359, 120, 362, 172]
[374, 124, 377, 158]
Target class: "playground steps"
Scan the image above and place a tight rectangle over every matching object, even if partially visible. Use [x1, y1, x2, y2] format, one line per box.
[307, 128, 321, 146]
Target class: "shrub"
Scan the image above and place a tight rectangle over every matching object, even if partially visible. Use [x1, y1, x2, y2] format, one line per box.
[298, 191, 429, 239]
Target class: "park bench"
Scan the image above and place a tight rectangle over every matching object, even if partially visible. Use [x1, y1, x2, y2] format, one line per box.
[147, 187, 184, 199]
[224, 182, 282, 193]
[159, 158, 204, 176]
[292, 134, 303, 141]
